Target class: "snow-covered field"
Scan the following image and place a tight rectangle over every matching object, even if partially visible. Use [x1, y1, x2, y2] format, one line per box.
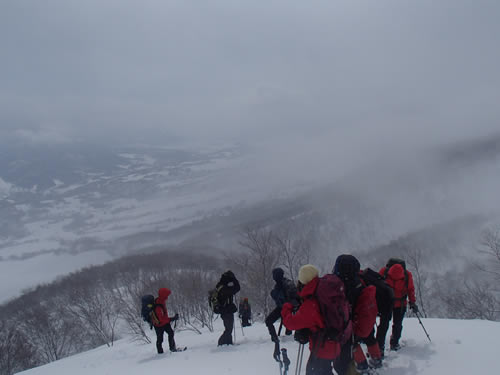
[18, 317, 498, 375]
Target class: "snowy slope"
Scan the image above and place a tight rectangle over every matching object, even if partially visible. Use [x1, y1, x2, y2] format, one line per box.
[17, 318, 499, 375]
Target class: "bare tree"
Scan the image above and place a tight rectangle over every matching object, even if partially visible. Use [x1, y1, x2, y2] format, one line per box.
[63, 282, 120, 347]
[171, 269, 218, 333]
[110, 270, 153, 343]
[0, 319, 38, 375]
[477, 228, 500, 280]
[229, 227, 281, 317]
[405, 247, 430, 317]
[18, 304, 79, 363]
[441, 280, 500, 321]
[274, 222, 314, 283]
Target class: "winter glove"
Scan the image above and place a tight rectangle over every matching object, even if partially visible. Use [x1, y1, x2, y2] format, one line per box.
[273, 341, 281, 361]
[294, 328, 309, 345]
[410, 302, 419, 313]
[171, 313, 179, 322]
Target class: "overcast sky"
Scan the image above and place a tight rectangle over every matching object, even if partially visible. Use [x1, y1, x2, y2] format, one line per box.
[1, 0, 499, 149]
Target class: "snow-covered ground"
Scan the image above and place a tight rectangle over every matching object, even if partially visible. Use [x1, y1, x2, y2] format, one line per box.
[17, 317, 498, 375]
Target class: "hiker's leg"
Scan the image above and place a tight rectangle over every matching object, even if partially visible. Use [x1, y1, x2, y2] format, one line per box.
[218, 312, 234, 345]
[165, 323, 176, 351]
[364, 328, 382, 359]
[265, 307, 281, 342]
[333, 338, 352, 375]
[154, 326, 164, 353]
[391, 306, 406, 347]
[225, 313, 234, 344]
[307, 353, 333, 375]
[376, 310, 392, 353]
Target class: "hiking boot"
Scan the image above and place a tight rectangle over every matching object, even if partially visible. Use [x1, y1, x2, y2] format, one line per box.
[368, 358, 383, 369]
[356, 360, 369, 372]
[356, 361, 378, 375]
[390, 343, 401, 351]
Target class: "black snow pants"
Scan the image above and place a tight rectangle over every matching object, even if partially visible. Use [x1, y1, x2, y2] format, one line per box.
[376, 305, 407, 351]
[265, 306, 282, 342]
[154, 323, 176, 353]
[218, 312, 234, 345]
[306, 353, 334, 375]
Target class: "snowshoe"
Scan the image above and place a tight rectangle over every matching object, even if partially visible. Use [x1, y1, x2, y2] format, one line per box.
[171, 347, 187, 352]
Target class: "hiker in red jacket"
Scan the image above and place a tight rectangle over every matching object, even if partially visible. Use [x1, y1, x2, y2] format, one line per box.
[282, 264, 340, 375]
[153, 287, 180, 354]
[377, 260, 418, 352]
[333, 255, 381, 375]
[351, 279, 382, 373]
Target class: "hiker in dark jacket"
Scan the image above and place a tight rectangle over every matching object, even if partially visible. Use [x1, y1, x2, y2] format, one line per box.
[216, 270, 241, 346]
[282, 264, 340, 375]
[239, 297, 252, 327]
[266, 267, 299, 343]
[153, 287, 180, 354]
[377, 261, 417, 352]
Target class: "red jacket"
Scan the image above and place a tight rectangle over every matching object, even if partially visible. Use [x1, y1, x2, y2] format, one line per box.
[352, 285, 377, 338]
[379, 265, 416, 308]
[281, 277, 341, 360]
[154, 288, 172, 327]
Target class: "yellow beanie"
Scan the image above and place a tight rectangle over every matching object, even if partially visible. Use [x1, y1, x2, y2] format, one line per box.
[298, 264, 319, 285]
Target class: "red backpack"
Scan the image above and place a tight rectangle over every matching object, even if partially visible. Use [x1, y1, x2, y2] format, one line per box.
[315, 274, 353, 345]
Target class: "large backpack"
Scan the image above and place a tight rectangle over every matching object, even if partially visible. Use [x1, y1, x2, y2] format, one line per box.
[208, 285, 224, 314]
[359, 268, 394, 316]
[314, 274, 353, 345]
[383, 257, 408, 287]
[141, 294, 161, 327]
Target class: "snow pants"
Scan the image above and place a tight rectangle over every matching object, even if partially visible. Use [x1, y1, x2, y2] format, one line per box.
[306, 354, 333, 375]
[333, 337, 352, 375]
[218, 312, 234, 345]
[376, 305, 407, 351]
[265, 306, 282, 342]
[154, 323, 176, 353]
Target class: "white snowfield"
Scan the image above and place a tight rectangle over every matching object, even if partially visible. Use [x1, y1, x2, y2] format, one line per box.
[18, 318, 498, 375]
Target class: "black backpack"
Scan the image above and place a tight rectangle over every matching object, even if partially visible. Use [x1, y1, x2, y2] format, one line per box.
[141, 294, 161, 328]
[359, 268, 394, 316]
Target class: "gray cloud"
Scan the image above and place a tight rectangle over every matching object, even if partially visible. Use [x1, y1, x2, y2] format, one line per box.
[0, 0, 499, 148]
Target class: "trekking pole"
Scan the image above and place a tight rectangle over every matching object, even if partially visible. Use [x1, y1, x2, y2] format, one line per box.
[295, 344, 305, 375]
[281, 348, 290, 375]
[273, 342, 283, 375]
[233, 317, 237, 344]
[278, 318, 284, 337]
[415, 311, 431, 342]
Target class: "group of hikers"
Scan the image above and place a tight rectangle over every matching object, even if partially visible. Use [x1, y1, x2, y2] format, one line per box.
[144, 254, 418, 375]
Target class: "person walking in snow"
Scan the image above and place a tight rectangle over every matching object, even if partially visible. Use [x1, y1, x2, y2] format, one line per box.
[239, 297, 252, 327]
[152, 287, 180, 354]
[332, 255, 381, 375]
[266, 267, 299, 343]
[377, 258, 418, 352]
[281, 264, 340, 375]
[216, 270, 241, 346]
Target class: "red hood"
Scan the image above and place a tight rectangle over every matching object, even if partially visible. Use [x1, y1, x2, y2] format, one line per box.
[157, 288, 171, 303]
[387, 264, 405, 280]
[299, 276, 319, 298]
